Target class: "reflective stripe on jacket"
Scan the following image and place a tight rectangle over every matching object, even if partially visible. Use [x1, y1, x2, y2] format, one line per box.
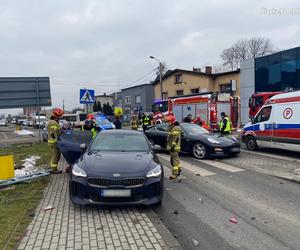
[47, 120, 60, 145]
[143, 117, 150, 126]
[167, 125, 182, 151]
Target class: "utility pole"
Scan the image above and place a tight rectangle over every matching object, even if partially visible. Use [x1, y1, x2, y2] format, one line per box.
[150, 56, 164, 100]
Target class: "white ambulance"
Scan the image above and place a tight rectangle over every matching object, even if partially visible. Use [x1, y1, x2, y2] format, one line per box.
[242, 91, 300, 152]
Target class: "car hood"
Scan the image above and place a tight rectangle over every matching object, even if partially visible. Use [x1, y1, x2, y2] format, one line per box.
[79, 151, 155, 176]
[188, 133, 239, 145]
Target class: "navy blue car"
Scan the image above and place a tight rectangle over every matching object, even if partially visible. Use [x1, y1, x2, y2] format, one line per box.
[68, 130, 164, 206]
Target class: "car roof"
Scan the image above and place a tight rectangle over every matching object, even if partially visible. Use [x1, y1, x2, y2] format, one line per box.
[101, 129, 143, 135]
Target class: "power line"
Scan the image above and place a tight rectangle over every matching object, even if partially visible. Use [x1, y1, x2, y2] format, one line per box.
[122, 67, 158, 88]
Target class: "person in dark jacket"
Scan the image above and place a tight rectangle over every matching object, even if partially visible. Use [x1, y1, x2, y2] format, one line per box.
[114, 116, 122, 129]
[183, 114, 192, 123]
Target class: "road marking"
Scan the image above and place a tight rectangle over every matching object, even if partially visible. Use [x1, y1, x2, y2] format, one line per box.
[197, 159, 245, 173]
[158, 154, 215, 177]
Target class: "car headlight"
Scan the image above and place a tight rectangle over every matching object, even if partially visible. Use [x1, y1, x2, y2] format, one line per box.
[72, 164, 87, 177]
[146, 165, 162, 178]
[207, 137, 220, 144]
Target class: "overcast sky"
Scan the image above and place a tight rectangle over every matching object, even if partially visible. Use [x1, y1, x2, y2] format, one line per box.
[0, 0, 300, 114]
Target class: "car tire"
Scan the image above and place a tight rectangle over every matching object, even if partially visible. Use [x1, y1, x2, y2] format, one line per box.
[192, 143, 207, 159]
[245, 136, 257, 150]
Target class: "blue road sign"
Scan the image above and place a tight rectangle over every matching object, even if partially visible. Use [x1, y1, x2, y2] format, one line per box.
[80, 89, 95, 104]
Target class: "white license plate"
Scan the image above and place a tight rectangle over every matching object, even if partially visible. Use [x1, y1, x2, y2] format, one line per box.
[102, 190, 131, 197]
[231, 147, 240, 152]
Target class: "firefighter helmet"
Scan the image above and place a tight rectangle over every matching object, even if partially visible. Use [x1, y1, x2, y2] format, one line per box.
[87, 114, 95, 120]
[52, 108, 64, 118]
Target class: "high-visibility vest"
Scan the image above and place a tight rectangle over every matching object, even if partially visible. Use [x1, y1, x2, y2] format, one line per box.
[47, 120, 60, 145]
[219, 117, 231, 133]
[143, 117, 150, 126]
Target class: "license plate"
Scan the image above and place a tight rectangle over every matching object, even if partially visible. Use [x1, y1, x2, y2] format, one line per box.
[231, 147, 240, 152]
[102, 190, 131, 197]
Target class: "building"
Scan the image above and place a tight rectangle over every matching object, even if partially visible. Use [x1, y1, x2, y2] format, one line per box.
[152, 66, 240, 100]
[113, 83, 154, 120]
[23, 107, 41, 116]
[94, 93, 114, 107]
[240, 46, 300, 125]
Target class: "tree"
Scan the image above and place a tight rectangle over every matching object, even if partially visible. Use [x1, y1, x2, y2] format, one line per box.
[93, 101, 103, 112]
[220, 37, 276, 70]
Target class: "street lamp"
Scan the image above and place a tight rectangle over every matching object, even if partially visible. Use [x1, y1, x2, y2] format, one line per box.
[150, 56, 163, 100]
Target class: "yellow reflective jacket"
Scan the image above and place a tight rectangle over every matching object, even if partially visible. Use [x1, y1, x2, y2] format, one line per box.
[167, 125, 182, 152]
[47, 120, 61, 145]
[131, 119, 138, 129]
[219, 117, 231, 133]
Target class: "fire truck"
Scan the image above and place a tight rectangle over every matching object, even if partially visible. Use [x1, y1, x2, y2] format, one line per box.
[248, 92, 282, 119]
[166, 93, 240, 130]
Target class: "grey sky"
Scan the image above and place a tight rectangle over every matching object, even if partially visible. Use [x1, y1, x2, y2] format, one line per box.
[0, 0, 299, 113]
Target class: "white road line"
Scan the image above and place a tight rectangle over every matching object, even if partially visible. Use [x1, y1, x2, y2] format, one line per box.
[197, 159, 245, 173]
[158, 154, 216, 177]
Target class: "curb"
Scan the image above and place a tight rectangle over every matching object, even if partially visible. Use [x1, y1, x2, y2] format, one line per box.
[145, 208, 183, 250]
[272, 175, 300, 185]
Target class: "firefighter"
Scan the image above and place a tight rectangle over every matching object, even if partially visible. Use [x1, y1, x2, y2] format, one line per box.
[47, 107, 64, 174]
[81, 114, 100, 139]
[193, 116, 210, 130]
[130, 115, 138, 130]
[167, 117, 182, 180]
[219, 112, 232, 135]
[142, 113, 150, 132]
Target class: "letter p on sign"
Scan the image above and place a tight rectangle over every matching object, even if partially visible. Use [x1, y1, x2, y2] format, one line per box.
[283, 108, 293, 119]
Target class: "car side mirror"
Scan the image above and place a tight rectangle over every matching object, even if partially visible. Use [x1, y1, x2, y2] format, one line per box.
[80, 143, 87, 151]
[153, 144, 161, 152]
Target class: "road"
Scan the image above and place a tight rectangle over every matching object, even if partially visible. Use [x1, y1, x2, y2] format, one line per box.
[153, 148, 300, 250]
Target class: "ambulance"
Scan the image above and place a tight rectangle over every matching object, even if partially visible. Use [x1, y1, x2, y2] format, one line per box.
[242, 91, 300, 152]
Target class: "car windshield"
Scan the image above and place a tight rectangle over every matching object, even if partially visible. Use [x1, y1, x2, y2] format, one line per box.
[98, 119, 111, 125]
[181, 123, 209, 135]
[90, 133, 150, 152]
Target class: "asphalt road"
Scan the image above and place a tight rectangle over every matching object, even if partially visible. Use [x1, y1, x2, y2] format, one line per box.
[154, 150, 300, 250]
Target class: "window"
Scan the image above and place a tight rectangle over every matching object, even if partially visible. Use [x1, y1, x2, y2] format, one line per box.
[124, 96, 131, 104]
[175, 74, 183, 84]
[135, 95, 141, 104]
[156, 124, 170, 132]
[162, 92, 168, 100]
[176, 90, 184, 96]
[191, 88, 199, 94]
[254, 106, 272, 123]
[219, 84, 232, 93]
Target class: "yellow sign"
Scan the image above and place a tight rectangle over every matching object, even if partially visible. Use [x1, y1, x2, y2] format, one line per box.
[114, 107, 123, 116]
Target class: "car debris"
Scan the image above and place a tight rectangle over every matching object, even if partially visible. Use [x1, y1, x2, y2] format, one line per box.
[199, 197, 203, 203]
[192, 238, 200, 246]
[229, 217, 238, 224]
[293, 168, 300, 175]
[42, 205, 55, 211]
[173, 210, 178, 215]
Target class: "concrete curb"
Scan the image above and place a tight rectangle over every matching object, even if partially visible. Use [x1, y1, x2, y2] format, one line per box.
[241, 149, 300, 163]
[145, 208, 183, 250]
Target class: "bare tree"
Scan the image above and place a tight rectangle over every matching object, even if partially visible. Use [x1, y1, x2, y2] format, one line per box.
[221, 37, 276, 70]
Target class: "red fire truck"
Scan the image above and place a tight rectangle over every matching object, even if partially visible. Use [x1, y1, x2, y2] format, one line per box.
[248, 92, 282, 119]
[167, 93, 240, 130]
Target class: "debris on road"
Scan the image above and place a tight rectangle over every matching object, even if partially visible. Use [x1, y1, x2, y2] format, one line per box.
[192, 238, 200, 246]
[229, 217, 238, 224]
[173, 210, 178, 215]
[166, 187, 172, 191]
[251, 217, 256, 220]
[293, 168, 300, 175]
[196, 173, 200, 176]
[199, 197, 203, 203]
[42, 205, 55, 211]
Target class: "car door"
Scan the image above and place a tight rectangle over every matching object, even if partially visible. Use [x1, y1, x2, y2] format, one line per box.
[152, 124, 170, 148]
[252, 105, 273, 145]
[180, 126, 191, 153]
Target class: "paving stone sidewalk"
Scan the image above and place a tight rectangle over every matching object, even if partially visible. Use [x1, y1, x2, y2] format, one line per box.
[18, 161, 179, 250]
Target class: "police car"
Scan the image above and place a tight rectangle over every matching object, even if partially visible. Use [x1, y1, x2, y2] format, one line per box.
[95, 115, 115, 130]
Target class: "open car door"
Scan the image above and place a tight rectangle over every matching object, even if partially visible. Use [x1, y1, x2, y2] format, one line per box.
[58, 130, 93, 165]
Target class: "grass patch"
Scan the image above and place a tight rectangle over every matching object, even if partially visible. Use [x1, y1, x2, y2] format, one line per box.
[0, 142, 50, 250]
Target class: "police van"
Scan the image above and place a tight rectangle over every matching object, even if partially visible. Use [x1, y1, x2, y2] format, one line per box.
[242, 91, 300, 152]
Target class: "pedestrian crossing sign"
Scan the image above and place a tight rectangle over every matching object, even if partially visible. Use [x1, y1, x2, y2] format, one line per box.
[80, 89, 95, 104]
[114, 107, 123, 116]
